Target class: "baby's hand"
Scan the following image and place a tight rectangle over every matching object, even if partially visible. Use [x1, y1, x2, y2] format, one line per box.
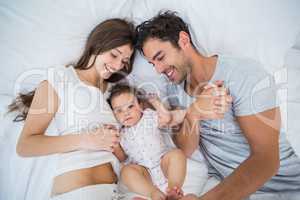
[151, 188, 166, 200]
[158, 110, 173, 128]
[146, 92, 160, 104]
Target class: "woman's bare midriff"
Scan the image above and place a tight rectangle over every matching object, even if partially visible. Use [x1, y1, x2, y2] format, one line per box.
[52, 163, 117, 196]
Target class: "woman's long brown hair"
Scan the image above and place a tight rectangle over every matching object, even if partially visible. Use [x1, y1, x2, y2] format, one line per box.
[8, 18, 136, 122]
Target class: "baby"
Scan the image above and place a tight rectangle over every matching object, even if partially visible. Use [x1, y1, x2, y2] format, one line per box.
[107, 83, 187, 200]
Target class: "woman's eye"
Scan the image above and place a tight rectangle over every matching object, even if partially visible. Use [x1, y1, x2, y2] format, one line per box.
[111, 53, 117, 58]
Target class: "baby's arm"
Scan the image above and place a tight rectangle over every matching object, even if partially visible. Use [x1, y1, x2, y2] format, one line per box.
[146, 93, 173, 127]
[169, 109, 187, 127]
[112, 144, 127, 162]
[147, 94, 187, 128]
[147, 93, 169, 114]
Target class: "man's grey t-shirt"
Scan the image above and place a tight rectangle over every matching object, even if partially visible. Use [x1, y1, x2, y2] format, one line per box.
[167, 55, 300, 192]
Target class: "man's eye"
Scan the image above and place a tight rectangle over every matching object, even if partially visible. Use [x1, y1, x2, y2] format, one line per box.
[157, 56, 164, 61]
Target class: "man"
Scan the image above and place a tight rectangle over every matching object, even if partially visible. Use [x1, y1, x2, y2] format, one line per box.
[135, 11, 300, 200]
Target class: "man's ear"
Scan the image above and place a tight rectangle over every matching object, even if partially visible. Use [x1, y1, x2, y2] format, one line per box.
[178, 31, 191, 49]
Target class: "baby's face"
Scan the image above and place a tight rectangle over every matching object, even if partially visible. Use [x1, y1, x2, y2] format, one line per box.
[111, 92, 143, 127]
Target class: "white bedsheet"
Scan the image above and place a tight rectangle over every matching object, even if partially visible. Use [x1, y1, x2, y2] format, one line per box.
[0, 104, 59, 200]
[1, 0, 300, 199]
[0, 103, 211, 200]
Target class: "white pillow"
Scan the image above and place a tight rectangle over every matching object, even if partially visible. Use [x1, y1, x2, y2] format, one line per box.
[130, 0, 300, 135]
[0, 0, 134, 95]
[132, 0, 300, 73]
[285, 48, 300, 156]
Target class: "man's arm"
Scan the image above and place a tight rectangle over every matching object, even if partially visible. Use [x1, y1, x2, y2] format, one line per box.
[199, 107, 280, 200]
[174, 84, 231, 157]
[174, 108, 200, 157]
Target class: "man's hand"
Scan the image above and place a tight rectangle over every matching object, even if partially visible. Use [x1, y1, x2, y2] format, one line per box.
[187, 81, 232, 121]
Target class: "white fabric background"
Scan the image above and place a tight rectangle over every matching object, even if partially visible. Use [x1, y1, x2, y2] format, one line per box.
[1, 0, 300, 199]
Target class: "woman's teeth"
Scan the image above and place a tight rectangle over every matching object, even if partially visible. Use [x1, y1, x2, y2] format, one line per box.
[104, 64, 112, 73]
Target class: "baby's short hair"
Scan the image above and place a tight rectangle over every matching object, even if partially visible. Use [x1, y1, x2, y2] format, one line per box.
[107, 83, 146, 109]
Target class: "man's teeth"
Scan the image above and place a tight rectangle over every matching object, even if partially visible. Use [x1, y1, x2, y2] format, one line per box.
[167, 69, 173, 77]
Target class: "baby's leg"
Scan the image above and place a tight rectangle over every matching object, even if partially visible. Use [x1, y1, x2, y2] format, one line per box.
[121, 164, 166, 200]
[161, 149, 187, 198]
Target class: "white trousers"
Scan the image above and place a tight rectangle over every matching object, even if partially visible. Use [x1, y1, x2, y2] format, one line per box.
[50, 184, 117, 200]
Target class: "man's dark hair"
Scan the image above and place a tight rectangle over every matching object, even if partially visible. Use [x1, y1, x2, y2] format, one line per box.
[135, 10, 192, 53]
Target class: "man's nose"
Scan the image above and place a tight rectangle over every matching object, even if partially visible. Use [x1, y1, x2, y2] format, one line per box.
[154, 62, 165, 74]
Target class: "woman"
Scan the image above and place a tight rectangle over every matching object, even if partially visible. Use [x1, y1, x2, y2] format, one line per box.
[9, 18, 136, 200]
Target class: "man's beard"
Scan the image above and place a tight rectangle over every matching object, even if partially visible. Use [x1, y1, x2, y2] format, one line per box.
[176, 61, 192, 84]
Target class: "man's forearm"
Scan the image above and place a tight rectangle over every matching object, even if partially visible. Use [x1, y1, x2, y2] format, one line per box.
[200, 153, 279, 200]
[175, 112, 200, 157]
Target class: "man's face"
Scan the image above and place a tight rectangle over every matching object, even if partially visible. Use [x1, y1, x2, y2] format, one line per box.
[142, 38, 190, 84]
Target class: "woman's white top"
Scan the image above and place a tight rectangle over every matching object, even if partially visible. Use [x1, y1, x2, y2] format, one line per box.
[46, 66, 120, 176]
[120, 109, 170, 169]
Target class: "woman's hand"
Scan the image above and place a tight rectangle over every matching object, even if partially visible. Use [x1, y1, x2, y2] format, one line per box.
[80, 124, 120, 152]
[187, 81, 232, 121]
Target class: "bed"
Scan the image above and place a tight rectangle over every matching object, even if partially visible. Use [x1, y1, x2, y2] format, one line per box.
[1, 0, 300, 199]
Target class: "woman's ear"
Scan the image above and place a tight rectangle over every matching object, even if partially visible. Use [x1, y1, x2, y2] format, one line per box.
[178, 31, 191, 50]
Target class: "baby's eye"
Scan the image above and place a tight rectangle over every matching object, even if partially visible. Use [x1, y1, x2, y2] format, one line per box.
[114, 109, 122, 114]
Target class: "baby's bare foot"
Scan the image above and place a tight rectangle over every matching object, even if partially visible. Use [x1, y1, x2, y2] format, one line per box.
[132, 197, 147, 200]
[166, 186, 184, 200]
[151, 188, 167, 200]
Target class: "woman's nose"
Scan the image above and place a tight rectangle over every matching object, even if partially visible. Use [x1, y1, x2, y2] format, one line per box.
[112, 58, 124, 71]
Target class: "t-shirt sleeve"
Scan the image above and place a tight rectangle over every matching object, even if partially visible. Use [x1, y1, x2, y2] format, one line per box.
[230, 61, 279, 116]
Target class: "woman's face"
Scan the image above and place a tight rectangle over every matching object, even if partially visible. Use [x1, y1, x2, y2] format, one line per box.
[94, 44, 133, 79]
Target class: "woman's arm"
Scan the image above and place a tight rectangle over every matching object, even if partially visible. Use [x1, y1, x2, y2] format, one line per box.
[17, 81, 119, 157]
